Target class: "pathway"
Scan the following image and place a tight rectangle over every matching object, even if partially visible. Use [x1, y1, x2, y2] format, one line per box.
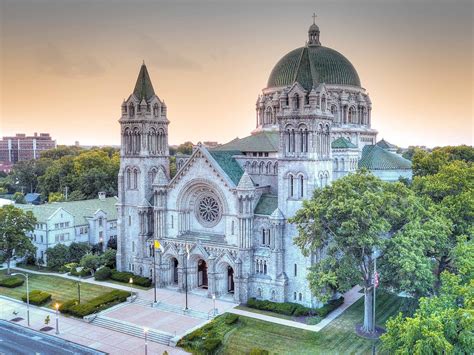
[0, 297, 187, 355]
[228, 285, 363, 332]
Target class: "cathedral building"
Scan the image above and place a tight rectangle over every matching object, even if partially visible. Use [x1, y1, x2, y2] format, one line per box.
[116, 20, 412, 307]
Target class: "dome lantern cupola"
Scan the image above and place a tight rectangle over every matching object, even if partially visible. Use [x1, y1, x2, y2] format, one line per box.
[308, 13, 321, 47]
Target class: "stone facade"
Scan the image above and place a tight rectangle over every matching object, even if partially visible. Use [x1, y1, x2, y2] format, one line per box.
[117, 21, 412, 307]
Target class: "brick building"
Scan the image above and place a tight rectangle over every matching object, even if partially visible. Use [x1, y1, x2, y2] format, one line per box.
[0, 133, 56, 164]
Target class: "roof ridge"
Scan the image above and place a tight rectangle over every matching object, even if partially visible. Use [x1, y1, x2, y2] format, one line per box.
[292, 47, 307, 84]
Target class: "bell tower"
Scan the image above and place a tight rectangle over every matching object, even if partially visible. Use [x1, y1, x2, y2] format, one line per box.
[116, 62, 170, 271]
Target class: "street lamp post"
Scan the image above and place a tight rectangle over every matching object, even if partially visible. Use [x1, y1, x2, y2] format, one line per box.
[184, 242, 189, 312]
[12, 273, 29, 326]
[143, 327, 148, 355]
[55, 303, 60, 335]
[129, 277, 134, 302]
[153, 246, 157, 305]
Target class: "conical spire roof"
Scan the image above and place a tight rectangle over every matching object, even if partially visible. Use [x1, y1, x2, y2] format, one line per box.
[133, 62, 155, 101]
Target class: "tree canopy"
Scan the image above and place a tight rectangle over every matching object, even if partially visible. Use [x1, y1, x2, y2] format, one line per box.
[0, 205, 36, 273]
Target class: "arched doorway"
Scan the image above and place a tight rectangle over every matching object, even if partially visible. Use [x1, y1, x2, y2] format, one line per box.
[227, 266, 235, 293]
[197, 259, 208, 289]
[171, 257, 179, 284]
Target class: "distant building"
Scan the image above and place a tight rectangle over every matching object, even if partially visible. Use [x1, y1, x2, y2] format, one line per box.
[203, 141, 219, 148]
[17, 193, 118, 263]
[0, 133, 56, 164]
[24, 193, 42, 205]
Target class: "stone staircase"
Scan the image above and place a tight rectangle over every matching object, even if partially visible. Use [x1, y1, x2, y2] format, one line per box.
[91, 315, 173, 345]
[133, 297, 212, 320]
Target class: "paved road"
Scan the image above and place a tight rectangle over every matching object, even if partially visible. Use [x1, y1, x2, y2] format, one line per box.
[0, 320, 105, 355]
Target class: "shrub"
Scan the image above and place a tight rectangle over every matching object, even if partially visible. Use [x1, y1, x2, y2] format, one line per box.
[80, 253, 101, 272]
[94, 266, 112, 281]
[110, 270, 152, 287]
[293, 304, 314, 317]
[250, 349, 269, 355]
[70, 267, 91, 277]
[0, 276, 24, 288]
[61, 290, 130, 317]
[202, 337, 221, 353]
[315, 297, 344, 317]
[246, 298, 297, 316]
[58, 265, 70, 273]
[224, 313, 239, 325]
[22, 290, 51, 306]
[58, 299, 79, 312]
[100, 249, 116, 268]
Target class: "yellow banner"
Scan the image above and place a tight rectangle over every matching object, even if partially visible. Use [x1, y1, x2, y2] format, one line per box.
[154, 240, 161, 249]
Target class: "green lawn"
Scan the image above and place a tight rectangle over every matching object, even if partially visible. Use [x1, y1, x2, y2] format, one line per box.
[181, 291, 410, 354]
[234, 305, 295, 321]
[0, 269, 117, 310]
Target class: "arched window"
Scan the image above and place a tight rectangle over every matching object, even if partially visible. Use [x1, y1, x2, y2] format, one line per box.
[262, 229, 266, 245]
[133, 169, 138, 189]
[294, 93, 300, 109]
[126, 168, 131, 189]
[299, 293, 303, 301]
[263, 262, 267, 275]
[267, 229, 271, 246]
[305, 93, 310, 105]
[129, 103, 135, 117]
[251, 161, 258, 174]
[273, 162, 278, 175]
[289, 175, 294, 197]
[348, 106, 356, 123]
[153, 103, 159, 117]
[341, 158, 345, 171]
[334, 158, 339, 171]
[294, 264, 297, 277]
[265, 107, 272, 124]
[266, 161, 272, 175]
[294, 292, 297, 300]
[321, 95, 327, 111]
[299, 175, 304, 198]
[259, 161, 265, 174]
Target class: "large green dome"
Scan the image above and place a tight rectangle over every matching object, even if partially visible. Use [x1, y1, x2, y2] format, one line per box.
[267, 45, 361, 90]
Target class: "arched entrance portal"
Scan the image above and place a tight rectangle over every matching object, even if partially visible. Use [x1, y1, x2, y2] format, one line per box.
[227, 266, 235, 293]
[171, 257, 179, 284]
[197, 259, 208, 289]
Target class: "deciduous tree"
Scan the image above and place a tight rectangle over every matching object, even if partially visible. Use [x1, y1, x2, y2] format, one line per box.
[0, 205, 36, 273]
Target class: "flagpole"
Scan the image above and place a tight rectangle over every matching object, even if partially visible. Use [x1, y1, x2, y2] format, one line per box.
[373, 248, 377, 333]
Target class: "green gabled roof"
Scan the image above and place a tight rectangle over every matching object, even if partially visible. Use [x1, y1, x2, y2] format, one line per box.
[17, 197, 118, 225]
[208, 150, 244, 185]
[331, 137, 357, 149]
[267, 45, 361, 90]
[376, 139, 397, 150]
[214, 131, 279, 153]
[254, 194, 278, 215]
[359, 145, 412, 170]
[133, 63, 155, 101]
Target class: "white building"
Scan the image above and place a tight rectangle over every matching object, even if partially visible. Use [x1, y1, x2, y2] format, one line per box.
[116, 20, 412, 307]
[18, 193, 118, 263]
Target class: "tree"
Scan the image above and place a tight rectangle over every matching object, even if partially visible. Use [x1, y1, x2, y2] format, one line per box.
[13, 192, 26, 204]
[412, 161, 474, 290]
[80, 253, 101, 273]
[45, 244, 69, 270]
[48, 192, 65, 202]
[67, 190, 86, 201]
[68, 242, 91, 263]
[412, 145, 474, 177]
[0, 205, 36, 274]
[176, 141, 194, 155]
[290, 170, 443, 333]
[101, 248, 117, 268]
[381, 237, 473, 354]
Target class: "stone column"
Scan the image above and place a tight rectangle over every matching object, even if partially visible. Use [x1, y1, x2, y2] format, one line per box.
[207, 254, 216, 297]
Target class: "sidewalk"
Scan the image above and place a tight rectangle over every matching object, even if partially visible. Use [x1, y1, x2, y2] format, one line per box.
[228, 285, 363, 332]
[0, 297, 187, 355]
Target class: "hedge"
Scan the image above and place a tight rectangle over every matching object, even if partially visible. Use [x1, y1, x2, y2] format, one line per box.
[224, 313, 239, 325]
[70, 267, 91, 277]
[94, 266, 112, 281]
[22, 290, 52, 306]
[60, 289, 130, 317]
[246, 296, 344, 317]
[0, 276, 24, 288]
[110, 270, 152, 287]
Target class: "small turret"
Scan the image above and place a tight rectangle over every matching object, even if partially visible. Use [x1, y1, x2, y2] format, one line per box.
[308, 13, 321, 47]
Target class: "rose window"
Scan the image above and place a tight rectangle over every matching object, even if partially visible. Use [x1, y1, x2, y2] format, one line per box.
[196, 195, 221, 226]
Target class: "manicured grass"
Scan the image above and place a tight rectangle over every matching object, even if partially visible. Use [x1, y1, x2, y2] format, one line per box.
[181, 291, 410, 354]
[99, 278, 153, 290]
[14, 263, 61, 274]
[0, 269, 117, 310]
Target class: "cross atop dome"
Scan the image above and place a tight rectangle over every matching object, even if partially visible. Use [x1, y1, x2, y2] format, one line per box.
[308, 13, 321, 47]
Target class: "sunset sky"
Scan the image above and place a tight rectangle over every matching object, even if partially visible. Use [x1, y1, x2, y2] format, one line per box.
[1, 0, 472, 148]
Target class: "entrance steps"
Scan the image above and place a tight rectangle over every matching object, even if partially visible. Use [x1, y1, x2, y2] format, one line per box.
[91, 315, 173, 345]
[133, 297, 212, 319]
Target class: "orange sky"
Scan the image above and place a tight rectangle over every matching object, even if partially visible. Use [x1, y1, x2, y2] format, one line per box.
[1, 0, 473, 148]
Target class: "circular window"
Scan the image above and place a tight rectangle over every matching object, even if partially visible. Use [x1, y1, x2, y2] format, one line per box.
[196, 194, 221, 227]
